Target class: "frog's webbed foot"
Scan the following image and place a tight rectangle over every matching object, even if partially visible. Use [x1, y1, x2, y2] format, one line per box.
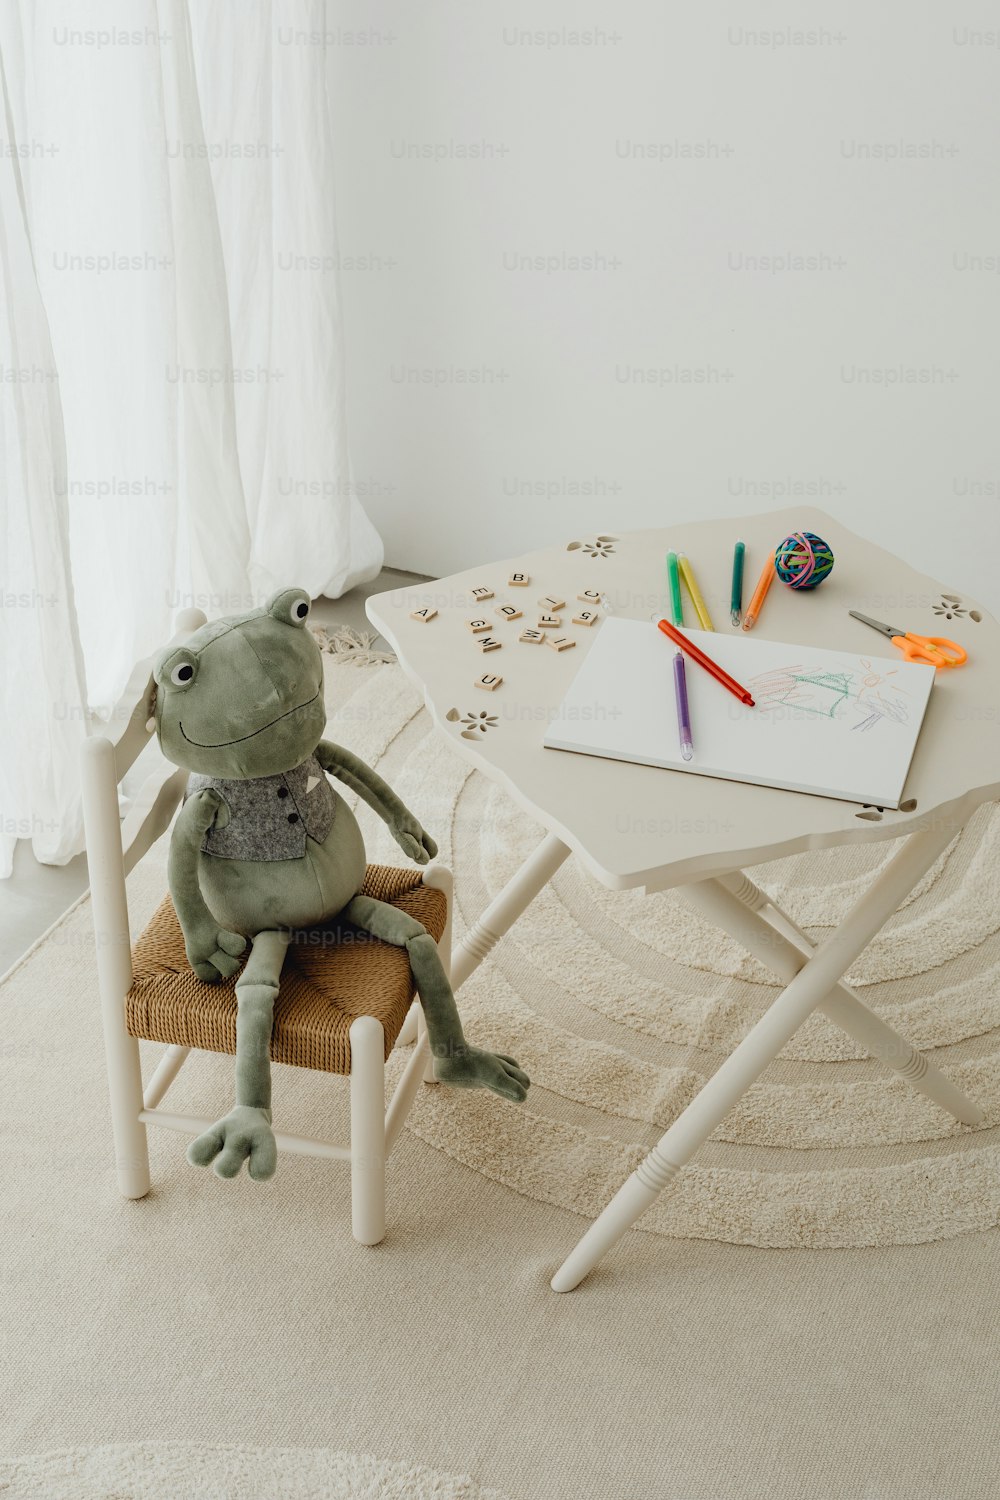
[187, 1105, 277, 1180]
[433, 1045, 530, 1104]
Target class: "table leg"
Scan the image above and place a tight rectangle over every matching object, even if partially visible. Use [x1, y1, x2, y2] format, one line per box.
[397, 832, 570, 1048]
[699, 873, 983, 1126]
[551, 820, 962, 1292]
[449, 831, 572, 992]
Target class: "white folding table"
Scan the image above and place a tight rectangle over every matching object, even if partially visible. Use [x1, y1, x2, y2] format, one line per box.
[366, 507, 997, 1290]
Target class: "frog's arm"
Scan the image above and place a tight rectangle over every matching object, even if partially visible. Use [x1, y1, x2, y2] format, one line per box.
[315, 738, 438, 865]
[167, 789, 247, 980]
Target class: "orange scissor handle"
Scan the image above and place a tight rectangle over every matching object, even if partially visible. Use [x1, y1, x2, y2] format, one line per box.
[895, 633, 967, 669]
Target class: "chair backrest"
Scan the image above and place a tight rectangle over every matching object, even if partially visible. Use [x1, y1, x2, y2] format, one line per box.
[80, 609, 206, 999]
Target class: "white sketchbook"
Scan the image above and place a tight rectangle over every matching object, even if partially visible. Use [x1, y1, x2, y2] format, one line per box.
[544, 618, 936, 808]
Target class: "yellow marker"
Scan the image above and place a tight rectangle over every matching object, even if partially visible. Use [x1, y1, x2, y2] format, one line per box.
[677, 554, 714, 631]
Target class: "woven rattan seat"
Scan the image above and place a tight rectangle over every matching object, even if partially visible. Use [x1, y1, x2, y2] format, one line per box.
[127, 863, 446, 1075]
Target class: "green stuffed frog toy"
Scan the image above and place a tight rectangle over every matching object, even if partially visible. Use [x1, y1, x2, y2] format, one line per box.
[153, 587, 529, 1182]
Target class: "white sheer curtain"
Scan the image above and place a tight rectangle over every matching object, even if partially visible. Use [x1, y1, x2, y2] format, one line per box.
[0, 0, 383, 878]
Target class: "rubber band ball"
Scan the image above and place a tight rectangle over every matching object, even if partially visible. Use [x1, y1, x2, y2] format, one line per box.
[774, 531, 835, 590]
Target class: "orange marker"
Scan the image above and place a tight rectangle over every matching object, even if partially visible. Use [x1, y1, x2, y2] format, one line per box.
[657, 619, 755, 706]
[742, 556, 775, 632]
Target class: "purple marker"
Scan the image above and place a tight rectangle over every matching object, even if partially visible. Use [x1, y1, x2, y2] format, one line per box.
[673, 651, 694, 761]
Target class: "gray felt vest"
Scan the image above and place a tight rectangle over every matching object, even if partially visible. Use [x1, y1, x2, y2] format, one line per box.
[187, 753, 337, 861]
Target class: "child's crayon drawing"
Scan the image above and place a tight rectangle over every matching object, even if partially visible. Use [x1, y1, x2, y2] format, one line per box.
[748, 657, 910, 733]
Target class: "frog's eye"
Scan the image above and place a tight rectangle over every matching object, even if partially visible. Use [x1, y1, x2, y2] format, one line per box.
[154, 647, 199, 691]
[267, 588, 311, 628]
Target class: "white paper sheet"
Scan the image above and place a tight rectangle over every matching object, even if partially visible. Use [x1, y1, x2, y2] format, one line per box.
[544, 618, 936, 808]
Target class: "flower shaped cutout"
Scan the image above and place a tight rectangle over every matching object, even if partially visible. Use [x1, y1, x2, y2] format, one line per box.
[450, 708, 499, 740]
[567, 534, 618, 558]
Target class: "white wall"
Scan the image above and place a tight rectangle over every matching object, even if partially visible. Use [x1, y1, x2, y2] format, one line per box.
[328, 4, 1000, 611]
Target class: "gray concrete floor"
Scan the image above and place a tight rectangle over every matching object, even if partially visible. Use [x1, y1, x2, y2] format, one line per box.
[0, 566, 427, 977]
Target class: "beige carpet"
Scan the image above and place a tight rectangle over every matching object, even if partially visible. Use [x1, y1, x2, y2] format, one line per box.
[1, 655, 998, 1499]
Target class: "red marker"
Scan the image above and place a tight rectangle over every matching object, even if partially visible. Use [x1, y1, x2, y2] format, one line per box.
[657, 618, 755, 707]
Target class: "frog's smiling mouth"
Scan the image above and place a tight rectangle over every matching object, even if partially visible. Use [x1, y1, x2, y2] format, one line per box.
[179, 688, 322, 748]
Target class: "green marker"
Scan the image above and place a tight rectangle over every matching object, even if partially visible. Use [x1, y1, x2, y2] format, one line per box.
[666, 551, 684, 626]
[731, 540, 746, 628]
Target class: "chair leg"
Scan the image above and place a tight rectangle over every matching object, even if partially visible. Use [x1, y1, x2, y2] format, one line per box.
[102, 994, 151, 1199]
[82, 735, 150, 1199]
[415, 1008, 435, 1084]
[420, 863, 454, 1084]
[350, 1015, 386, 1245]
[397, 1002, 420, 1047]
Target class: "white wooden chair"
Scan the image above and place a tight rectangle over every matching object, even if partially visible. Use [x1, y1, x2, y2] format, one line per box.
[81, 608, 447, 1244]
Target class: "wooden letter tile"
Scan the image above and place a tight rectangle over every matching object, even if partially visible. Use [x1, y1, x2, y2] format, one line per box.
[466, 617, 491, 633]
[410, 606, 438, 623]
[572, 610, 599, 626]
[577, 589, 602, 604]
[470, 586, 495, 602]
[519, 627, 544, 644]
[477, 635, 502, 653]
[546, 634, 576, 652]
[539, 594, 566, 611]
[495, 604, 523, 621]
[508, 572, 530, 587]
[476, 672, 503, 691]
[537, 613, 562, 629]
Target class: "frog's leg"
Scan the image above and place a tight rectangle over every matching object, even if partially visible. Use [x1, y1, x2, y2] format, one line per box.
[187, 929, 291, 1180]
[342, 895, 530, 1104]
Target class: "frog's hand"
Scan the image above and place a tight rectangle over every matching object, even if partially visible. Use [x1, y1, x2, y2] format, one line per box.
[391, 821, 438, 866]
[315, 739, 438, 863]
[167, 789, 246, 982]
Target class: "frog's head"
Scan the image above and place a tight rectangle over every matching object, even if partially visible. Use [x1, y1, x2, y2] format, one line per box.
[153, 587, 326, 779]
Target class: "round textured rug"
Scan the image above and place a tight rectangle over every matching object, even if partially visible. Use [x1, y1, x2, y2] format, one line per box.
[0, 1444, 511, 1500]
[335, 660, 1000, 1250]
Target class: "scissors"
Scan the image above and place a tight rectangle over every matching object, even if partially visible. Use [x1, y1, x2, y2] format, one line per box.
[848, 610, 968, 669]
